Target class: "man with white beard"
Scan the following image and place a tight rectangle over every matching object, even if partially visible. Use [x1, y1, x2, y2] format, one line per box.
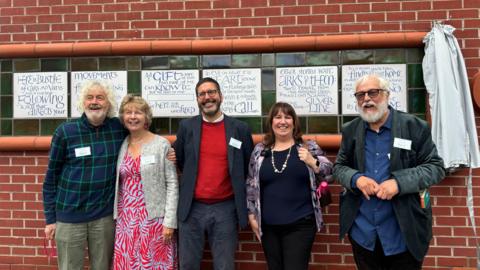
[333, 74, 445, 270]
[43, 81, 127, 270]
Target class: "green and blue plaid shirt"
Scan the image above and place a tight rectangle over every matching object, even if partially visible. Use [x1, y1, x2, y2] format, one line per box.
[43, 114, 127, 224]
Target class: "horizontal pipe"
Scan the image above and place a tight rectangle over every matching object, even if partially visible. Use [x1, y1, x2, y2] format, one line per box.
[0, 32, 426, 58]
[0, 135, 342, 151]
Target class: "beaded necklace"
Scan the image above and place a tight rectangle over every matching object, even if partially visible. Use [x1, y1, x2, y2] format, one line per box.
[271, 145, 292, 174]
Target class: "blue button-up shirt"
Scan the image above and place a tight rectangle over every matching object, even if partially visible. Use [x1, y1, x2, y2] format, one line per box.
[350, 110, 407, 255]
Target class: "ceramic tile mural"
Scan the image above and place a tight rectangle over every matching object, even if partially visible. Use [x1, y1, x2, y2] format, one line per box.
[0, 49, 426, 136]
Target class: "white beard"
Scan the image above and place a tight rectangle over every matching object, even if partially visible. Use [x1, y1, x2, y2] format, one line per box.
[85, 109, 108, 125]
[358, 99, 388, 123]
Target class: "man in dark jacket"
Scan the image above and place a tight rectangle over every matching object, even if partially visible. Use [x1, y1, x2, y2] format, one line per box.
[333, 74, 445, 270]
[174, 77, 254, 270]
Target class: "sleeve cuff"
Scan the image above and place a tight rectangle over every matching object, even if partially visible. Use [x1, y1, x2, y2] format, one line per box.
[45, 217, 56, 225]
[351, 173, 363, 189]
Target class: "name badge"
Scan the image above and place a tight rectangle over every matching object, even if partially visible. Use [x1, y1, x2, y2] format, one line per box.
[75, 146, 91, 157]
[393, 138, 412, 150]
[141, 155, 156, 165]
[229, 137, 242, 149]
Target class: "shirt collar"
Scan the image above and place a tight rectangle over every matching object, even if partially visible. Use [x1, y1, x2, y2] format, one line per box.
[81, 113, 108, 129]
[363, 107, 393, 131]
[202, 113, 224, 123]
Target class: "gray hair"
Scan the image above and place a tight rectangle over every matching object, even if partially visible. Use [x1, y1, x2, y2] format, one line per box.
[77, 80, 117, 117]
[354, 74, 390, 93]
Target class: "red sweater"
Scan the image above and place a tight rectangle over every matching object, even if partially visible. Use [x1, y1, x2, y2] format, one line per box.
[194, 120, 233, 203]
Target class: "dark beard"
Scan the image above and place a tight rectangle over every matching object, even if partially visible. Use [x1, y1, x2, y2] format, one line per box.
[199, 99, 221, 116]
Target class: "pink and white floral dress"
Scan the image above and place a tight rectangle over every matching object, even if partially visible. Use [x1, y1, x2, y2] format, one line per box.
[113, 153, 177, 270]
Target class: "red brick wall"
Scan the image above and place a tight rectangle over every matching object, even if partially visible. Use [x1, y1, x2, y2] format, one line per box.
[0, 0, 479, 75]
[0, 150, 56, 269]
[1, 151, 479, 269]
[1, 0, 479, 74]
[1, 0, 480, 269]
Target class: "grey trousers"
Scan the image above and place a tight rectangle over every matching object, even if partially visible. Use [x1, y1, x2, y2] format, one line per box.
[55, 215, 115, 270]
[179, 199, 238, 270]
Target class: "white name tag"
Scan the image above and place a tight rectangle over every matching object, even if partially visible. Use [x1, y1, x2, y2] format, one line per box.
[229, 137, 242, 149]
[141, 155, 156, 165]
[393, 138, 412, 150]
[75, 146, 91, 157]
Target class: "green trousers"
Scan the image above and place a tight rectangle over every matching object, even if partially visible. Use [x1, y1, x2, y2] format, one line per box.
[55, 215, 114, 270]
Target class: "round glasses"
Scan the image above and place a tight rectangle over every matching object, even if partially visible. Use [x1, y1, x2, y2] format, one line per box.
[197, 89, 218, 98]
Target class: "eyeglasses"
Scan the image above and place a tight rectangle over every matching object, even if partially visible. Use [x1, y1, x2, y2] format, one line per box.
[353, 88, 386, 101]
[197, 89, 218, 98]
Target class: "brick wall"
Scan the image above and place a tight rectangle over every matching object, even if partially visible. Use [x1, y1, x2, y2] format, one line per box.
[0, 150, 56, 269]
[0, 0, 478, 76]
[1, 151, 480, 269]
[1, 0, 480, 269]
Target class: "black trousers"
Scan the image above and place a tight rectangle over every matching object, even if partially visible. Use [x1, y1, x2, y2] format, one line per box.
[350, 236, 422, 270]
[261, 214, 317, 270]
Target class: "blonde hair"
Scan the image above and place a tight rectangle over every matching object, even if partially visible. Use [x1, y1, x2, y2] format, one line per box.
[118, 94, 153, 128]
[77, 80, 117, 117]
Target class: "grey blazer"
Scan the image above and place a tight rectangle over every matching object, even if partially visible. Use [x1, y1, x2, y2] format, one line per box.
[174, 115, 254, 228]
[114, 135, 179, 229]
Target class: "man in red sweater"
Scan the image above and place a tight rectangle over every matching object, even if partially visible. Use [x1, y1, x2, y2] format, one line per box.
[174, 77, 254, 270]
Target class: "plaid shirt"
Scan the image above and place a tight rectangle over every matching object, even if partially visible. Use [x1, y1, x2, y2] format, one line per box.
[43, 114, 127, 224]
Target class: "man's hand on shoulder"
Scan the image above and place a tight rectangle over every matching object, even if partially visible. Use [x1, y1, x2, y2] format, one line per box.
[167, 147, 176, 164]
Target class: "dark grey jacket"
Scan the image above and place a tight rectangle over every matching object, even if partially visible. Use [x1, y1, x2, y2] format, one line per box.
[333, 108, 445, 261]
[174, 115, 254, 228]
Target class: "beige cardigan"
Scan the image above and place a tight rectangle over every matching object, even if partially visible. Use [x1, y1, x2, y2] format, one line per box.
[113, 135, 178, 229]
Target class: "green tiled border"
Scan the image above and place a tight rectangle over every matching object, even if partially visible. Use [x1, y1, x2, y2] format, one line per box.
[0, 48, 426, 136]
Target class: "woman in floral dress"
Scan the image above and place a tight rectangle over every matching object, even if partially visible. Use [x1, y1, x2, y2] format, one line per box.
[113, 95, 178, 269]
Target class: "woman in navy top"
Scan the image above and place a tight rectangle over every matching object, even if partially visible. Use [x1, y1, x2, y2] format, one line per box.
[246, 102, 333, 270]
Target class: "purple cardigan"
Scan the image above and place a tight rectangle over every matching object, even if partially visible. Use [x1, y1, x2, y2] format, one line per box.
[246, 140, 333, 236]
